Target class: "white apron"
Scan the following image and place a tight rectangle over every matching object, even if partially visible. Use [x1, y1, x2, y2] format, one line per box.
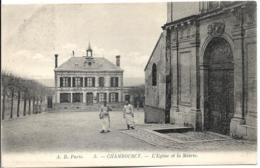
[100, 106, 110, 131]
[124, 104, 135, 127]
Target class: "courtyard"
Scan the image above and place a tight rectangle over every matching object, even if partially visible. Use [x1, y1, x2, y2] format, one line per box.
[2, 110, 256, 153]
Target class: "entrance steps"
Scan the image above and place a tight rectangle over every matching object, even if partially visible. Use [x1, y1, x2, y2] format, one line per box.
[136, 124, 193, 133]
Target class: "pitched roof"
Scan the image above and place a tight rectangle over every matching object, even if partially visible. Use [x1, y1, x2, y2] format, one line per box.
[144, 32, 164, 71]
[55, 57, 123, 72]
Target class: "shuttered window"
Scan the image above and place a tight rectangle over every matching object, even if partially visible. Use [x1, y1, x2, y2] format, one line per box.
[110, 77, 119, 87]
[98, 92, 107, 102]
[99, 77, 104, 87]
[109, 92, 118, 102]
[85, 77, 95, 87]
[73, 77, 83, 87]
[60, 77, 71, 87]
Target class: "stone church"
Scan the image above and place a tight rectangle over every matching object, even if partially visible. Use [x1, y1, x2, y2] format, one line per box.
[54, 44, 124, 110]
[144, 1, 256, 140]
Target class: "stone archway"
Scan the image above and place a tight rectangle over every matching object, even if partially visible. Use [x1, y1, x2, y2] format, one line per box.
[204, 37, 234, 135]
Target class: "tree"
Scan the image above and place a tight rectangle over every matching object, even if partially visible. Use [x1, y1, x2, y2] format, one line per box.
[1, 71, 54, 120]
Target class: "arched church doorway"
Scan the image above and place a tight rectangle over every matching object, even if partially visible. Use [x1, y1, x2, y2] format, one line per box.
[204, 37, 234, 135]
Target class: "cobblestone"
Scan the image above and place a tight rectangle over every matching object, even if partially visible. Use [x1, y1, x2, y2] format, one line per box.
[121, 124, 256, 152]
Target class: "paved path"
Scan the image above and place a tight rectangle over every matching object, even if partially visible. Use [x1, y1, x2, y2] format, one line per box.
[2, 110, 256, 153]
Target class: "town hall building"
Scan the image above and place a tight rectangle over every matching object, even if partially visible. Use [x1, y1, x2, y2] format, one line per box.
[54, 44, 124, 110]
[145, 1, 256, 140]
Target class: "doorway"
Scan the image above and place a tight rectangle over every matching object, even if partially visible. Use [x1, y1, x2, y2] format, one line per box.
[86, 92, 93, 105]
[47, 96, 53, 108]
[204, 37, 234, 135]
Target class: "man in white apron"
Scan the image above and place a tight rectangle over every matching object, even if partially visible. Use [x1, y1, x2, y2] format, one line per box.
[99, 101, 111, 133]
[123, 101, 135, 129]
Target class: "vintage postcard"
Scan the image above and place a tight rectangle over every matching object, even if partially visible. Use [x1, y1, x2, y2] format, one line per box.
[1, 0, 258, 167]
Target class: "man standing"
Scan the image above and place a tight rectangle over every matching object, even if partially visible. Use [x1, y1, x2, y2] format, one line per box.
[99, 101, 111, 133]
[123, 101, 135, 129]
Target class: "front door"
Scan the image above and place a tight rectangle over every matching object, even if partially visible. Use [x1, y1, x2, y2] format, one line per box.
[47, 96, 52, 108]
[86, 93, 93, 105]
[205, 37, 234, 135]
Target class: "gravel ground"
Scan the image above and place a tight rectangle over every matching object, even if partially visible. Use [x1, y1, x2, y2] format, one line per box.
[2, 110, 257, 153]
[2, 110, 164, 153]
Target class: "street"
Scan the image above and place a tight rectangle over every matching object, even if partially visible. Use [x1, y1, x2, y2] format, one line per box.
[2, 110, 256, 153]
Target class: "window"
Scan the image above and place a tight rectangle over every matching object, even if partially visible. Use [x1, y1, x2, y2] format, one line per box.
[98, 93, 107, 102]
[152, 64, 157, 86]
[73, 77, 83, 87]
[60, 93, 71, 103]
[85, 77, 95, 87]
[110, 92, 118, 102]
[99, 77, 105, 87]
[72, 93, 83, 103]
[60, 77, 71, 87]
[110, 77, 119, 87]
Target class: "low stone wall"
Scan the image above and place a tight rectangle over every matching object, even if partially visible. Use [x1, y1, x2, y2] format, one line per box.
[144, 105, 165, 123]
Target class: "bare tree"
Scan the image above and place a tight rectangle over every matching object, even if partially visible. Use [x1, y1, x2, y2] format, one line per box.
[1, 71, 53, 120]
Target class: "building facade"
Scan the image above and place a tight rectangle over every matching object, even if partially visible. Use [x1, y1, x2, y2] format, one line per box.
[144, 1, 256, 140]
[54, 45, 124, 110]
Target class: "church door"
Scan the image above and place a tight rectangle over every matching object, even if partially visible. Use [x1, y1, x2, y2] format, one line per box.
[204, 37, 234, 135]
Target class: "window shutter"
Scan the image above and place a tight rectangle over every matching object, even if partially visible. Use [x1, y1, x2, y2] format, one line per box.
[109, 93, 111, 102]
[116, 77, 119, 87]
[97, 93, 99, 103]
[101, 77, 104, 87]
[98, 77, 101, 87]
[72, 78, 75, 87]
[60, 77, 63, 87]
[86, 78, 89, 87]
[110, 77, 113, 87]
[116, 93, 118, 102]
[93, 77, 95, 87]
[68, 78, 71, 87]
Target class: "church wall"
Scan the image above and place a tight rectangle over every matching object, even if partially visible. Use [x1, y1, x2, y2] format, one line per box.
[169, 20, 200, 128]
[144, 2, 257, 139]
[144, 32, 167, 123]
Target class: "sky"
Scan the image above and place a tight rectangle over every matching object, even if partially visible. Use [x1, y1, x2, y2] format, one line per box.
[2, 3, 166, 85]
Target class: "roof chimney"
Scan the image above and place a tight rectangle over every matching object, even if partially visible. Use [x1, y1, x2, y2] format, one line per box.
[116, 55, 120, 67]
[55, 54, 58, 68]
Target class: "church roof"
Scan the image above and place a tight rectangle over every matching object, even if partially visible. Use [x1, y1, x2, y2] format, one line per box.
[55, 56, 123, 72]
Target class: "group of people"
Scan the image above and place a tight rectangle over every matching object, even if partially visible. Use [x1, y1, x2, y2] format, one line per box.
[99, 101, 135, 133]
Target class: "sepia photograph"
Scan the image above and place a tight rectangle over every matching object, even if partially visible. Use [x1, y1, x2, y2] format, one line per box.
[1, 0, 258, 167]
